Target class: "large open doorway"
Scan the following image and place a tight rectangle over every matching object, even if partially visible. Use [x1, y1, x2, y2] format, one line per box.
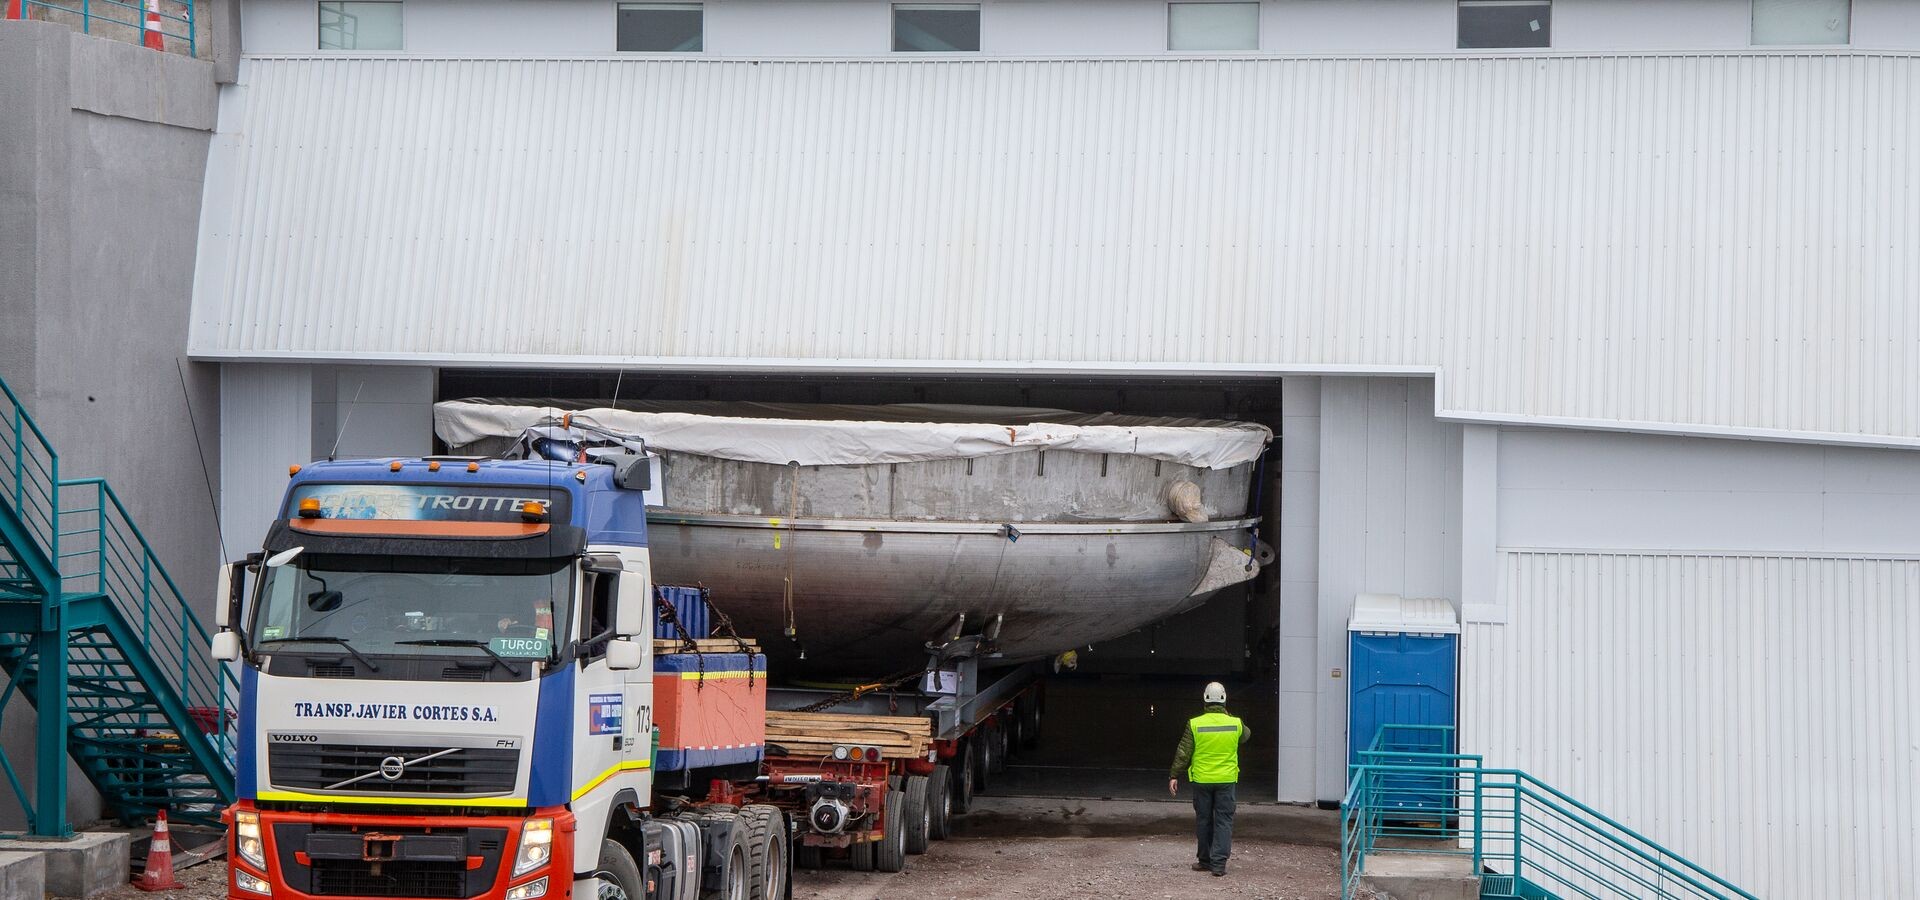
[437, 369, 1285, 800]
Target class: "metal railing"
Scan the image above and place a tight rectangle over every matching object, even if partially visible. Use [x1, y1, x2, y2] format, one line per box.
[58, 478, 238, 767]
[0, 374, 235, 832]
[1341, 725, 1757, 900]
[7, 0, 196, 58]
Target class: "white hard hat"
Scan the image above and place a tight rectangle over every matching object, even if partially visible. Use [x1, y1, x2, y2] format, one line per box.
[1203, 682, 1227, 704]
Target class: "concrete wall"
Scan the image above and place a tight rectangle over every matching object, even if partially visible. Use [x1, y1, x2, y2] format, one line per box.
[0, 20, 219, 830]
[234, 0, 1920, 56]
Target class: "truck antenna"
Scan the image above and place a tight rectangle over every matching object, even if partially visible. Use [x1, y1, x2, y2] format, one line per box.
[327, 377, 366, 461]
[609, 367, 625, 411]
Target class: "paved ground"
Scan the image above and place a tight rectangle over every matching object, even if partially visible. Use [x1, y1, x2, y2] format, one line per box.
[82, 797, 1360, 900]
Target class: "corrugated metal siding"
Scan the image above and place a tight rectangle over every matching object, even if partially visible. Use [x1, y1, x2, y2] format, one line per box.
[1463, 551, 1920, 898]
[193, 53, 1920, 441]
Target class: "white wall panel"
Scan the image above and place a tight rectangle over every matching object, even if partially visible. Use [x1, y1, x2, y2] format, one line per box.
[219, 364, 312, 556]
[1462, 551, 1920, 898]
[193, 52, 1920, 445]
[1500, 429, 1920, 554]
[1313, 376, 1461, 800]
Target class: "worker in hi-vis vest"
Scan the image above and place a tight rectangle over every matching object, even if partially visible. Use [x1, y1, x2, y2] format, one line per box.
[1168, 681, 1250, 877]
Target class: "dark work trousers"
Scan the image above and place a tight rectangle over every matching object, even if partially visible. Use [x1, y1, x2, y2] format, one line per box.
[1191, 782, 1236, 872]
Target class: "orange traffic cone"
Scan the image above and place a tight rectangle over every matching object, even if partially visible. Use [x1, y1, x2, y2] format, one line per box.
[6, 0, 24, 21]
[141, 0, 165, 51]
[133, 810, 184, 891]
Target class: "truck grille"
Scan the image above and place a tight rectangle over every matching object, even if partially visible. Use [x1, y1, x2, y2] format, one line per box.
[311, 860, 467, 898]
[269, 744, 519, 794]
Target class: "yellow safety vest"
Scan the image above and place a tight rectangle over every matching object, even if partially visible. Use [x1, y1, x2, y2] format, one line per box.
[1187, 711, 1243, 784]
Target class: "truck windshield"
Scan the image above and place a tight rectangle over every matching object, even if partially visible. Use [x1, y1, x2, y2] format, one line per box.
[251, 554, 573, 662]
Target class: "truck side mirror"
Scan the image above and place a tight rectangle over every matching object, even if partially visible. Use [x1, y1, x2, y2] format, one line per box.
[605, 639, 642, 671]
[214, 563, 236, 628]
[211, 631, 242, 661]
[615, 571, 649, 638]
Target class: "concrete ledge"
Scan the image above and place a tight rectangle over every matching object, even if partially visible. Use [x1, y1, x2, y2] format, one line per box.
[1358, 850, 1480, 900]
[0, 831, 130, 898]
[0, 851, 48, 898]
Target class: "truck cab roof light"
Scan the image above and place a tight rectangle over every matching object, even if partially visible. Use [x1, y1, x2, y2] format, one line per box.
[428, 460, 441, 472]
[288, 464, 301, 477]
[389, 460, 403, 472]
[297, 498, 322, 519]
[520, 501, 548, 522]
[468, 462, 480, 473]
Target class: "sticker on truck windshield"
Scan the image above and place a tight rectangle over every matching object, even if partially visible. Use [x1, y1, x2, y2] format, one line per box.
[588, 693, 623, 735]
[489, 636, 551, 659]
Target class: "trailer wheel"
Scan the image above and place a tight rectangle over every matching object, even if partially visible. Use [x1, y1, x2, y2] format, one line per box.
[1020, 694, 1043, 749]
[848, 833, 876, 872]
[988, 718, 1009, 776]
[902, 776, 931, 854]
[593, 839, 645, 900]
[741, 805, 787, 900]
[952, 743, 977, 814]
[875, 790, 908, 873]
[793, 843, 822, 871]
[925, 765, 953, 840]
[970, 730, 993, 793]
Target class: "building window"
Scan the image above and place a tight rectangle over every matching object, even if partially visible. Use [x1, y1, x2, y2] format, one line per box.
[1168, 2, 1258, 52]
[318, 0, 403, 51]
[1458, 0, 1549, 49]
[618, 2, 703, 52]
[1752, 0, 1849, 45]
[893, 4, 980, 52]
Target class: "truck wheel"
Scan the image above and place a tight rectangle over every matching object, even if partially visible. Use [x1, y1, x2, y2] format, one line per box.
[1021, 695, 1042, 749]
[925, 765, 953, 840]
[593, 839, 646, 900]
[848, 834, 876, 872]
[902, 776, 931, 854]
[952, 744, 976, 814]
[697, 813, 751, 900]
[793, 843, 822, 870]
[988, 718, 1009, 775]
[875, 790, 908, 873]
[741, 805, 787, 900]
[970, 731, 993, 794]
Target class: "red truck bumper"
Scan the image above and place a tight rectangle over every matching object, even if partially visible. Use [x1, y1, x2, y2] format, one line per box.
[221, 801, 575, 900]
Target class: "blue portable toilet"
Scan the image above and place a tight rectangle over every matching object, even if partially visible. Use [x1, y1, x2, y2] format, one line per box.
[1347, 593, 1459, 781]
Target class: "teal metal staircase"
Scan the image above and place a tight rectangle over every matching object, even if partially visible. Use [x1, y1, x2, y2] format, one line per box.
[1341, 725, 1756, 900]
[0, 376, 236, 836]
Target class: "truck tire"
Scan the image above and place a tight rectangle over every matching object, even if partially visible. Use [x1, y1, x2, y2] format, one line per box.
[902, 776, 931, 854]
[925, 765, 953, 840]
[793, 844, 822, 871]
[740, 805, 788, 900]
[694, 811, 751, 900]
[951, 744, 977, 814]
[848, 834, 876, 872]
[594, 838, 646, 900]
[988, 718, 1009, 775]
[1021, 695, 1043, 749]
[875, 790, 908, 873]
[970, 731, 993, 794]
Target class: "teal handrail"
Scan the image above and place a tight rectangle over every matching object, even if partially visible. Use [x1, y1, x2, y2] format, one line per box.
[7, 0, 197, 58]
[1341, 725, 1756, 900]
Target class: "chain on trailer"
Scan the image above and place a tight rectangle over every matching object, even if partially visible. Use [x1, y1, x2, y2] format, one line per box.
[792, 667, 930, 714]
[656, 584, 761, 691]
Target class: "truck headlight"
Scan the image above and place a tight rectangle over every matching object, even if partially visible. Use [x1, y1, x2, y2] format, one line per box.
[505, 877, 549, 900]
[512, 819, 554, 877]
[234, 810, 267, 870]
[235, 868, 273, 895]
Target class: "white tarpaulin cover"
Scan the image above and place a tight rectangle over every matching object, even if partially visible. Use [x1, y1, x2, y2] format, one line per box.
[434, 400, 1271, 470]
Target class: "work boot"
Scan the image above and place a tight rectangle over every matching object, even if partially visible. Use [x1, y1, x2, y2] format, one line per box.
[1211, 867, 1227, 877]
[1190, 862, 1209, 872]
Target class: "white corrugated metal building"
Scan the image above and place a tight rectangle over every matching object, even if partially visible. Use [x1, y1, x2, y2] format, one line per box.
[195, 16, 1920, 896]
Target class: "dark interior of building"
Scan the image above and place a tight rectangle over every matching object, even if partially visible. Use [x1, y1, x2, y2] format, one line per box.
[437, 369, 1285, 800]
